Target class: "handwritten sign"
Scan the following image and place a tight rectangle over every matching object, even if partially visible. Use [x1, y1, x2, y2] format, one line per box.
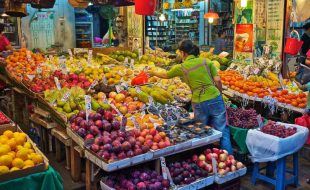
[88, 80, 98, 91]
[54, 77, 61, 90]
[61, 92, 71, 102]
[68, 49, 73, 60]
[88, 50, 93, 64]
[85, 95, 92, 122]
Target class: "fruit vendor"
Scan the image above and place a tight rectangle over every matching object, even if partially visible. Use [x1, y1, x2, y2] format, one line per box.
[149, 40, 233, 154]
[0, 23, 13, 52]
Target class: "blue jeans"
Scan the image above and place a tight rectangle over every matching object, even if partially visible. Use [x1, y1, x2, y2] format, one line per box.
[193, 95, 233, 154]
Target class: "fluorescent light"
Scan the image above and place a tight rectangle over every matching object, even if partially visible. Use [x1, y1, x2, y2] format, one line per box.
[208, 17, 214, 23]
[88, 2, 93, 6]
[159, 13, 166, 21]
[171, 8, 199, 12]
[241, 0, 247, 8]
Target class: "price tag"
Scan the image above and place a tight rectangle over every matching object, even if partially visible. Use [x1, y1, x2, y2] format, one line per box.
[253, 68, 260, 75]
[88, 80, 98, 91]
[148, 96, 153, 105]
[27, 74, 35, 81]
[121, 116, 127, 131]
[138, 49, 143, 59]
[68, 49, 73, 60]
[102, 75, 108, 85]
[88, 50, 93, 64]
[292, 81, 297, 87]
[26, 50, 31, 61]
[130, 116, 140, 130]
[110, 103, 122, 115]
[61, 92, 71, 102]
[160, 157, 174, 186]
[36, 67, 42, 74]
[115, 85, 122, 93]
[278, 74, 285, 89]
[257, 114, 264, 128]
[130, 59, 135, 67]
[54, 77, 61, 90]
[85, 95, 92, 122]
[135, 87, 142, 94]
[124, 57, 129, 64]
[211, 157, 218, 175]
[59, 57, 67, 73]
[267, 88, 272, 94]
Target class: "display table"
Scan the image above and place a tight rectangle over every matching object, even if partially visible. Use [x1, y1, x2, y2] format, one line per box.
[0, 166, 63, 190]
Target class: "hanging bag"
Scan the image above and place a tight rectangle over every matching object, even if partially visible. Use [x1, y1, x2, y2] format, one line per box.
[135, 0, 157, 16]
[295, 114, 310, 145]
[284, 30, 304, 55]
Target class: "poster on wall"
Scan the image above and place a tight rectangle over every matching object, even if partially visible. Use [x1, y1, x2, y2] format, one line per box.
[266, 0, 284, 55]
[255, 0, 266, 42]
[127, 6, 143, 49]
[234, 0, 253, 24]
[30, 12, 55, 50]
[235, 24, 253, 52]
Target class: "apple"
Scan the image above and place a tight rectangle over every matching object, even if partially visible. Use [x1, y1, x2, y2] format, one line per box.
[192, 155, 198, 162]
[236, 162, 244, 169]
[231, 159, 237, 166]
[199, 154, 206, 161]
[212, 148, 220, 155]
[225, 167, 230, 173]
[228, 155, 234, 160]
[218, 162, 226, 169]
[218, 169, 226, 176]
[231, 165, 236, 172]
[197, 160, 206, 168]
[109, 92, 117, 99]
[225, 160, 232, 167]
[115, 93, 126, 103]
[219, 153, 227, 162]
[206, 153, 213, 162]
[204, 149, 212, 155]
[119, 106, 128, 114]
[212, 153, 218, 161]
[204, 164, 213, 173]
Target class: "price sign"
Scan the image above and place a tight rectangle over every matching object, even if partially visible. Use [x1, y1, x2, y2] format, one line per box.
[88, 50, 93, 64]
[121, 116, 127, 131]
[61, 92, 71, 102]
[148, 96, 154, 105]
[135, 87, 142, 94]
[88, 80, 98, 91]
[85, 95, 92, 122]
[48, 55, 53, 60]
[253, 68, 260, 75]
[160, 157, 174, 185]
[27, 74, 35, 81]
[211, 157, 218, 175]
[257, 114, 264, 128]
[267, 88, 272, 94]
[59, 57, 67, 73]
[138, 49, 143, 59]
[130, 59, 135, 68]
[124, 57, 129, 64]
[68, 49, 73, 60]
[130, 116, 140, 130]
[54, 77, 61, 90]
[115, 85, 122, 93]
[102, 75, 107, 85]
[110, 103, 122, 115]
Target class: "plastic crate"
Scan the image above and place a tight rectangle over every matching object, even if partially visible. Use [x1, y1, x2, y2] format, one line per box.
[206, 177, 240, 190]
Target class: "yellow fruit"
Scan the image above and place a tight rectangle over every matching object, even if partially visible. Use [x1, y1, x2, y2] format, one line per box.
[16, 145, 23, 151]
[32, 154, 43, 164]
[27, 153, 36, 160]
[15, 135, 26, 146]
[23, 142, 32, 149]
[7, 138, 16, 150]
[0, 155, 13, 167]
[12, 158, 24, 169]
[0, 166, 9, 174]
[19, 133, 27, 139]
[7, 151, 16, 159]
[13, 132, 20, 138]
[0, 144, 11, 156]
[28, 149, 34, 154]
[22, 165, 32, 169]
[10, 167, 20, 172]
[16, 148, 29, 161]
[24, 160, 34, 167]
[0, 135, 8, 144]
[3, 130, 13, 139]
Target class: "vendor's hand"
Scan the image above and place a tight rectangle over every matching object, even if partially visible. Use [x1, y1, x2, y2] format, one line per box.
[294, 80, 302, 89]
[147, 70, 156, 77]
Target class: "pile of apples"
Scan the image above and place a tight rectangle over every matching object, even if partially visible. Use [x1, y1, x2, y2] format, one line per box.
[192, 148, 244, 176]
[0, 112, 10, 125]
[108, 91, 145, 115]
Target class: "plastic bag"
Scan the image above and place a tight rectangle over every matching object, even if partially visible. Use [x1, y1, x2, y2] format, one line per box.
[295, 114, 310, 144]
[246, 122, 309, 162]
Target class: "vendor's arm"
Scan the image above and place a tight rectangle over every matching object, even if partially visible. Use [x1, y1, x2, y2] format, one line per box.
[209, 63, 223, 93]
[3, 36, 13, 51]
[149, 64, 182, 79]
[295, 80, 309, 91]
[305, 58, 310, 67]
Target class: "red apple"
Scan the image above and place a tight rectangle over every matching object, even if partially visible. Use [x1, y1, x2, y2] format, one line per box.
[192, 155, 198, 162]
[197, 160, 206, 168]
[228, 155, 235, 160]
[204, 164, 213, 173]
[199, 154, 206, 161]
[204, 149, 212, 155]
[231, 159, 237, 166]
[236, 162, 244, 169]
[212, 148, 220, 155]
[219, 153, 228, 162]
[225, 160, 232, 167]
[109, 92, 117, 99]
[231, 165, 236, 172]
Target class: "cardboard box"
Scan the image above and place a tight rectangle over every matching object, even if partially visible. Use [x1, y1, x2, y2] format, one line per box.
[0, 124, 49, 182]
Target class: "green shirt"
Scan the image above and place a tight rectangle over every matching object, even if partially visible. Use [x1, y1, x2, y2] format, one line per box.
[167, 55, 220, 103]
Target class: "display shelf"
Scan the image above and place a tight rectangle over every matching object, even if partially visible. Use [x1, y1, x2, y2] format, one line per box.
[74, 9, 94, 48]
[84, 129, 222, 172]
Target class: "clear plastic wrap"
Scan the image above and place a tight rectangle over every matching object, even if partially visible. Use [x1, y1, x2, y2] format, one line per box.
[246, 122, 309, 162]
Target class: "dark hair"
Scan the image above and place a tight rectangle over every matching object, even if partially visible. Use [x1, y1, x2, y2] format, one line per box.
[0, 23, 5, 33]
[303, 22, 310, 30]
[178, 40, 200, 57]
[218, 30, 226, 37]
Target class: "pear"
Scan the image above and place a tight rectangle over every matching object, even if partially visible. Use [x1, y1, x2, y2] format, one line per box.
[69, 100, 77, 110]
[63, 102, 72, 113]
[57, 99, 66, 107]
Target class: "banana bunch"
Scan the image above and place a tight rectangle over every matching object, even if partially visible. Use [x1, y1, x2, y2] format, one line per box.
[248, 75, 280, 88]
[173, 2, 182, 9]
[182, 0, 192, 8]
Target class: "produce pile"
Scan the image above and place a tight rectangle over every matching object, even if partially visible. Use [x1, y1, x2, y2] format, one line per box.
[0, 112, 10, 125]
[227, 107, 259, 129]
[200, 51, 231, 71]
[220, 70, 307, 108]
[103, 169, 170, 190]
[0, 130, 44, 174]
[261, 120, 297, 138]
[193, 148, 244, 177]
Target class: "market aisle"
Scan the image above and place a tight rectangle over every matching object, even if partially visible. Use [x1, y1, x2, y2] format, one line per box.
[46, 153, 85, 190]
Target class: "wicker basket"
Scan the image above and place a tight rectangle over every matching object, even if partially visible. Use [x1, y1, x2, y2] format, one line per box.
[4, 0, 28, 17]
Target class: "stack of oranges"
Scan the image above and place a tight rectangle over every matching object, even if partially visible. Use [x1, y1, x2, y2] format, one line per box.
[0, 130, 44, 174]
[219, 70, 307, 108]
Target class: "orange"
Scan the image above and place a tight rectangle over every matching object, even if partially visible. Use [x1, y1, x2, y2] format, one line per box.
[3, 130, 14, 139]
[32, 154, 43, 165]
[12, 158, 24, 169]
[0, 155, 13, 167]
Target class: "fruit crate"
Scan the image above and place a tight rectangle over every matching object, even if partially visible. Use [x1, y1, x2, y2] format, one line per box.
[214, 167, 247, 184]
[0, 111, 15, 128]
[206, 177, 240, 190]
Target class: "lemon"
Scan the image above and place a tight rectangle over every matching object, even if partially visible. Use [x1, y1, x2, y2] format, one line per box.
[27, 153, 36, 160]
[10, 167, 20, 172]
[16, 145, 23, 151]
[23, 142, 32, 149]
[16, 148, 29, 161]
[13, 132, 20, 138]
[28, 149, 34, 154]
[3, 130, 14, 139]
[24, 160, 34, 167]
[0, 144, 11, 156]
[7, 138, 17, 150]
[12, 158, 24, 169]
[32, 154, 43, 164]
[7, 151, 16, 159]
[15, 135, 26, 146]
[0, 166, 9, 174]
[0, 135, 8, 144]
[0, 155, 13, 167]
[19, 133, 27, 139]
